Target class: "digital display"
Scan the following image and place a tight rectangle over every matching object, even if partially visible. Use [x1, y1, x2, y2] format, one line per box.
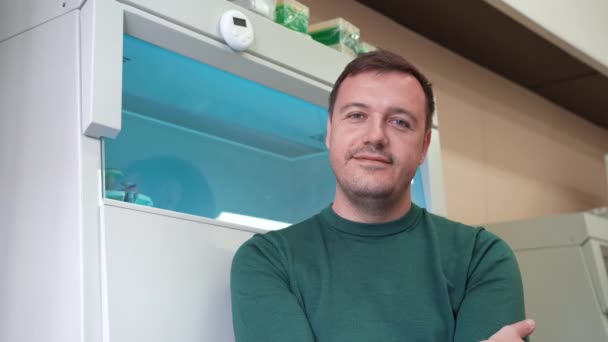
[233, 17, 247, 27]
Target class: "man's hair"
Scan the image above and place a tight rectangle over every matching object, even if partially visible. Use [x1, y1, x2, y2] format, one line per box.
[328, 49, 435, 131]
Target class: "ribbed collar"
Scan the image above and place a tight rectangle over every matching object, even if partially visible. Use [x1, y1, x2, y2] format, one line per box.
[319, 203, 422, 237]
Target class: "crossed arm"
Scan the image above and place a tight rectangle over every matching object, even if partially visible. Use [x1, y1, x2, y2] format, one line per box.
[230, 238, 316, 341]
[231, 234, 533, 342]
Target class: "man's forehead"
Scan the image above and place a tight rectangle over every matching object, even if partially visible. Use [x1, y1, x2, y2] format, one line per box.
[338, 71, 424, 96]
[338, 71, 425, 101]
[332, 71, 426, 119]
[344, 70, 419, 82]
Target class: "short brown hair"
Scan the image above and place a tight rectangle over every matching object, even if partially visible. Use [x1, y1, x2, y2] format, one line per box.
[328, 49, 435, 130]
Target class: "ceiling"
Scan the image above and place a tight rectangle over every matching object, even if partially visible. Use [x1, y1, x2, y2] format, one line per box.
[356, 0, 608, 129]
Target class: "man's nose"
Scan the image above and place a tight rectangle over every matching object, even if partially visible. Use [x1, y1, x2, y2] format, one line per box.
[364, 115, 388, 147]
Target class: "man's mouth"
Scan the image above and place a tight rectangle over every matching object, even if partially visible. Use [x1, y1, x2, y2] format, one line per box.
[352, 153, 392, 164]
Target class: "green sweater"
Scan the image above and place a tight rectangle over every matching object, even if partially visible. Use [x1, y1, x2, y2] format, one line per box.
[231, 204, 527, 341]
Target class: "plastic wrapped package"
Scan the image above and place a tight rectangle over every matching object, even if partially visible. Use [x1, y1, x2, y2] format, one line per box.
[309, 18, 360, 58]
[357, 41, 377, 55]
[275, 0, 309, 33]
[228, 0, 276, 20]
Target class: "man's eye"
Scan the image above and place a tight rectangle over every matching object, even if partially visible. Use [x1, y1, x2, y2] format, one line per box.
[348, 112, 365, 120]
[391, 118, 411, 128]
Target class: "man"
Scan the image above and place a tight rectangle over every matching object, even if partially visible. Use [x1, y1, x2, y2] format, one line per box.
[231, 50, 534, 342]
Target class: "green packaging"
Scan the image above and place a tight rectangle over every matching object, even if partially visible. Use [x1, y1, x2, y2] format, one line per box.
[309, 18, 360, 57]
[275, 0, 309, 34]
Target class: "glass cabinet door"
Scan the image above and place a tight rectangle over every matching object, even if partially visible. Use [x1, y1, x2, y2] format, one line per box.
[103, 35, 427, 230]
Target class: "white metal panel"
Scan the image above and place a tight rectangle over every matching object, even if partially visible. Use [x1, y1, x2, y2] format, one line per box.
[0, 0, 84, 42]
[0, 12, 83, 342]
[103, 202, 258, 342]
[515, 246, 608, 341]
[118, 0, 351, 86]
[80, 0, 123, 138]
[81, 137, 106, 342]
[585, 213, 608, 243]
[486, 213, 590, 249]
[583, 239, 608, 317]
[80, 136, 108, 342]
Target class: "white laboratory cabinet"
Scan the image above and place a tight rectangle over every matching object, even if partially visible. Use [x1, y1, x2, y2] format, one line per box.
[487, 211, 608, 341]
[0, 1, 447, 341]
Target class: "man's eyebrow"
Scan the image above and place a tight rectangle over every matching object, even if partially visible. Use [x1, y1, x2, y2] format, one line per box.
[339, 102, 369, 113]
[388, 106, 418, 124]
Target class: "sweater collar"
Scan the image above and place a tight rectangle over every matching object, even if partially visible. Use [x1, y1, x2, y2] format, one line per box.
[319, 203, 422, 237]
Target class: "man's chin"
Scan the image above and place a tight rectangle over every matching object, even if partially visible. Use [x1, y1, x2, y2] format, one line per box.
[347, 185, 395, 200]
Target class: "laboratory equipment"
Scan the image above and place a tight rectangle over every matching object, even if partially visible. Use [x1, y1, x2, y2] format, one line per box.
[0, 0, 448, 341]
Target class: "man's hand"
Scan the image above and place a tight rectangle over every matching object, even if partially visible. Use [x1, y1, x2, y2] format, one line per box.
[482, 319, 535, 342]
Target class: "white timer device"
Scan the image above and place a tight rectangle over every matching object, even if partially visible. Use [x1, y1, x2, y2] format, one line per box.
[219, 10, 254, 52]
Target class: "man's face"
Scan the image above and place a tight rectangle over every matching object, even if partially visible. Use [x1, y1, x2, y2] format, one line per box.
[326, 71, 431, 204]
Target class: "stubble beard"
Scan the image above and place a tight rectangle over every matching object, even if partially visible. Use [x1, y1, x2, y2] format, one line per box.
[333, 146, 412, 217]
[337, 172, 413, 214]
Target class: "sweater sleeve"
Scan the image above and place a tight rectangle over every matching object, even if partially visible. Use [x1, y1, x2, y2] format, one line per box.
[230, 234, 316, 342]
[453, 229, 529, 342]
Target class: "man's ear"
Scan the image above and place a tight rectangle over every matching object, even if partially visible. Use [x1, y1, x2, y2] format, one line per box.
[419, 129, 432, 165]
[325, 115, 332, 149]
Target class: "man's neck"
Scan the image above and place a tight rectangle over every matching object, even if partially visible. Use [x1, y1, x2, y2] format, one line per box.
[331, 189, 412, 224]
